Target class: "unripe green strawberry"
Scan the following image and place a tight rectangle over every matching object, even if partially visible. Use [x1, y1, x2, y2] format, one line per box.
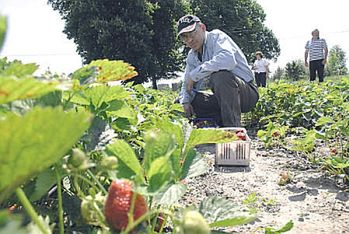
[100, 156, 118, 170]
[81, 193, 106, 226]
[68, 148, 86, 167]
[67, 148, 90, 171]
[104, 179, 148, 231]
[182, 210, 210, 234]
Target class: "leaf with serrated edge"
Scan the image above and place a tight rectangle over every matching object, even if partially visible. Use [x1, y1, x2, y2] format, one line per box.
[0, 77, 58, 104]
[29, 169, 57, 201]
[185, 128, 237, 154]
[0, 107, 91, 202]
[147, 156, 172, 193]
[181, 149, 209, 180]
[199, 196, 255, 228]
[152, 183, 187, 205]
[106, 140, 144, 183]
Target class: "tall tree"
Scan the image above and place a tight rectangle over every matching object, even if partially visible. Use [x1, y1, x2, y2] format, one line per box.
[326, 45, 348, 76]
[285, 59, 306, 81]
[48, 0, 188, 88]
[189, 0, 280, 62]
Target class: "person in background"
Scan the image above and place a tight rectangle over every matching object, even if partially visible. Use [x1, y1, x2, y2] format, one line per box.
[177, 15, 259, 127]
[304, 29, 328, 82]
[252, 51, 269, 87]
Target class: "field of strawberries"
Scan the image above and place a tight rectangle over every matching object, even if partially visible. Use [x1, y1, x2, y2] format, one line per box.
[1, 17, 348, 234]
[0, 58, 260, 234]
[0, 55, 348, 233]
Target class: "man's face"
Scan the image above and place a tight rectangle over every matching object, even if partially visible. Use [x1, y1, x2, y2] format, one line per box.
[312, 30, 319, 38]
[179, 24, 205, 52]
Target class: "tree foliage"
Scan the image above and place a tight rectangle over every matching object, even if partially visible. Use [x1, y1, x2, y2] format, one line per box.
[48, 0, 189, 87]
[189, 0, 280, 62]
[326, 45, 348, 76]
[285, 60, 306, 81]
[271, 66, 285, 81]
[48, 0, 280, 86]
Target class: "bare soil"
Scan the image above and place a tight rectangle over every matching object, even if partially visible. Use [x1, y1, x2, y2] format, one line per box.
[181, 131, 349, 234]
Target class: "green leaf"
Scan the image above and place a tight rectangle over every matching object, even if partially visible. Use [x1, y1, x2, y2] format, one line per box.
[152, 183, 187, 205]
[209, 216, 255, 228]
[29, 169, 57, 202]
[0, 77, 58, 104]
[314, 130, 326, 140]
[34, 91, 63, 107]
[106, 140, 144, 183]
[199, 197, 255, 228]
[106, 100, 137, 120]
[111, 118, 132, 131]
[0, 61, 38, 77]
[71, 59, 138, 84]
[143, 129, 176, 173]
[69, 85, 129, 109]
[185, 128, 237, 153]
[315, 116, 334, 127]
[0, 107, 91, 202]
[82, 117, 116, 151]
[291, 129, 316, 153]
[150, 119, 184, 178]
[265, 220, 294, 234]
[181, 149, 208, 179]
[147, 156, 172, 193]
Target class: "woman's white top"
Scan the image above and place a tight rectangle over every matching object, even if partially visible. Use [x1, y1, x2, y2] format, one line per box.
[253, 58, 269, 73]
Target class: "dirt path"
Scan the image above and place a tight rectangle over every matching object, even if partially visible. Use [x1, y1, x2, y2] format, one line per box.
[181, 134, 349, 234]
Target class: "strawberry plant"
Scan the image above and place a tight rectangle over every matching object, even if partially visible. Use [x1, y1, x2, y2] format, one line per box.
[252, 77, 349, 181]
[257, 122, 288, 148]
[0, 56, 257, 233]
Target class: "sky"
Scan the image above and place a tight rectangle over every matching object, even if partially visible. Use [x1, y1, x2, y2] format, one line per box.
[256, 0, 349, 71]
[0, 0, 82, 75]
[1, 0, 349, 75]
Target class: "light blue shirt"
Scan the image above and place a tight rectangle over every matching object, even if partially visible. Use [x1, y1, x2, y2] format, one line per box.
[180, 29, 254, 104]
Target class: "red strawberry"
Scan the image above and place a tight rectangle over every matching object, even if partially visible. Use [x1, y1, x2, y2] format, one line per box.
[236, 131, 246, 140]
[272, 131, 281, 138]
[104, 179, 148, 231]
[330, 148, 337, 155]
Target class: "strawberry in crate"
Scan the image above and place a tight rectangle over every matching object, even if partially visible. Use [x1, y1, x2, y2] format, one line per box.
[192, 117, 218, 128]
[235, 129, 247, 140]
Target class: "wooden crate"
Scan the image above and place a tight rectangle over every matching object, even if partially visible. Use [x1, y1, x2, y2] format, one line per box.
[215, 128, 251, 166]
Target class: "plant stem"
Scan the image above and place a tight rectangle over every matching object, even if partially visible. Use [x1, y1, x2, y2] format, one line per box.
[15, 188, 50, 234]
[123, 209, 173, 234]
[55, 167, 65, 234]
[122, 210, 157, 234]
[75, 174, 98, 189]
[73, 176, 84, 197]
[87, 169, 108, 195]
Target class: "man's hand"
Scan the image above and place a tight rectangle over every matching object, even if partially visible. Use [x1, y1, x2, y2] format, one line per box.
[304, 61, 308, 67]
[183, 103, 194, 118]
[322, 59, 327, 65]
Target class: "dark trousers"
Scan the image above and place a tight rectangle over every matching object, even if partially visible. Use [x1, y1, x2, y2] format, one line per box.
[254, 72, 267, 87]
[191, 70, 259, 127]
[309, 59, 325, 82]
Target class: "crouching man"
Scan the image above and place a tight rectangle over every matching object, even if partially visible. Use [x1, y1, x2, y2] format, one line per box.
[177, 15, 259, 127]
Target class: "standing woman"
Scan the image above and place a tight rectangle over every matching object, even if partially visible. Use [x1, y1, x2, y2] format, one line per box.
[304, 29, 328, 82]
[253, 51, 269, 87]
